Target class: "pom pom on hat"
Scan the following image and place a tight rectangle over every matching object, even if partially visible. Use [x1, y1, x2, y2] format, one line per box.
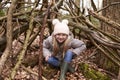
[52, 19, 69, 35]
[52, 19, 60, 26]
[62, 19, 68, 24]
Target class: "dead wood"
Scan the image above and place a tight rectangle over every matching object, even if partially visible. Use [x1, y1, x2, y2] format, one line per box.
[69, 19, 120, 69]
[91, 0, 97, 11]
[0, 9, 39, 21]
[10, 9, 36, 80]
[38, 5, 51, 80]
[21, 65, 47, 80]
[69, 20, 120, 49]
[88, 10, 120, 31]
[83, 18, 120, 43]
[88, 34, 120, 67]
[90, 32, 120, 50]
[0, 0, 18, 75]
[0, 23, 29, 52]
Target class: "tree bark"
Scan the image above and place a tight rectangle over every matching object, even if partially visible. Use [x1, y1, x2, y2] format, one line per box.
[0, 0, 18, 75]
[92, 0, 120, 78]
[101, 0, 120, 37]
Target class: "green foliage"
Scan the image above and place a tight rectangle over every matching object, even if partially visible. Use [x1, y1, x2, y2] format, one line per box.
[0, 10, 5, 16]
[88, 15, 100, 27]
[75, 28, 81, 33]
[103, 59, 119, 75]
[79, 63, 111, 80]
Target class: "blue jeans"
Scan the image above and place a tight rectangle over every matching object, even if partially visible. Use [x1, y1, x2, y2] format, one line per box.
[47, 50, 73, 67]
[64, 50, 73, 63]
[47, 56, 60, 67]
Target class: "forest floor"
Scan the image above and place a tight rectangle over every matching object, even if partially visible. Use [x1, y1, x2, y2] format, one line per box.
[2, 47, 114, 80]
[1, 36, 116, 80]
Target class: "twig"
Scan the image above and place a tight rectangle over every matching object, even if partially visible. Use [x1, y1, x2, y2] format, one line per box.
[38, 4, 51, 80]
[21, 65, 47, 80]
[88, 34, 120, 67]
[10, 1, 39, 79]
[88, 10, 120, 31]
[97, 2, 120, 13]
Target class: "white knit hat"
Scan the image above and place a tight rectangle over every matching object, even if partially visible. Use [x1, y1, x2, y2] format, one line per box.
[52, 19, 69, 35]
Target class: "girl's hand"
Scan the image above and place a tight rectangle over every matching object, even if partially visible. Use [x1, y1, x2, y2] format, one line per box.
[45, 55, 51, 61]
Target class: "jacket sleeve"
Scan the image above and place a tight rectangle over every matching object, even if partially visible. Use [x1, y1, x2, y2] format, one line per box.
[70, 39, 86, 55]
[43, 36, 52, 57]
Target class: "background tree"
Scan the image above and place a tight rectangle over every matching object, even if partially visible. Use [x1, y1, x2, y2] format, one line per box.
[93, 0, 120, 79]
[101, 0, 120, 80]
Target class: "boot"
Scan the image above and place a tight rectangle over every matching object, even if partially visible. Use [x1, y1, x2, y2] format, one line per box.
[59, 61, 69, 80]
[68, 65, 75, 73]
[59, 62, 75, 73]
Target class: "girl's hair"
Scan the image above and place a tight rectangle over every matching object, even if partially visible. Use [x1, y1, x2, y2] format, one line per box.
[52, 35, 71, 57]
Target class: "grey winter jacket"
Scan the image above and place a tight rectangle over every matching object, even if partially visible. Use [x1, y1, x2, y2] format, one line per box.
[43, 34, 86, 60]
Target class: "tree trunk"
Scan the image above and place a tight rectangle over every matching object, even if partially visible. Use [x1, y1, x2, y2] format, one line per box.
[101, 0, 120, 37]
[95, 0, 120, 79]
[118, 69, 120, 80]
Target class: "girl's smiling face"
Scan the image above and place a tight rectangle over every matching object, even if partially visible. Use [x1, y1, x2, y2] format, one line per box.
[55, 33, 68, 43]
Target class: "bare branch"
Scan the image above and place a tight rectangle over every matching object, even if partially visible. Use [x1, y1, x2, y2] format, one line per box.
[0, 0, 18, 75]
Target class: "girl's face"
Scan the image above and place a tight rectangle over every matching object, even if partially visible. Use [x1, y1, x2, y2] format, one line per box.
[55, 33, 68, 43]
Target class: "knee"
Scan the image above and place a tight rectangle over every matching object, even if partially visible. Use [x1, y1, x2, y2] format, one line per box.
[66, 50, 73, 56]
[47, 56, 60, 67]
[64, 50, 73, 62]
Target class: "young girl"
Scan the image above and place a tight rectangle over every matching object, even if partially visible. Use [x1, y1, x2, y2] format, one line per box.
[43, 19, 86, 80]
